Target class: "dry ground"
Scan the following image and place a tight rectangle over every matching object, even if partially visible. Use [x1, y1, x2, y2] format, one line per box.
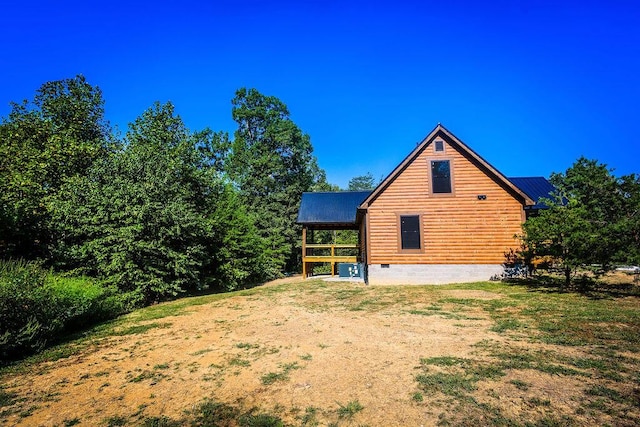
[1, 276, 639, 426]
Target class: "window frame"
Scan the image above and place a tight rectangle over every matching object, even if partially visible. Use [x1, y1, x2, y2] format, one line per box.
[429, 158, 455, 196]
[397, 213, 424, 253]
[434, 139, 445, 153]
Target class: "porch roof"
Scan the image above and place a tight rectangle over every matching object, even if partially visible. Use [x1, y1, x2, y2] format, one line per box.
[508, 177, 555, 209]
[297, 191, 371, 228]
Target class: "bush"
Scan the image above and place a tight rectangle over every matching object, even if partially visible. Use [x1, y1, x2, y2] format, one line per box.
[0, 260, 125, 362]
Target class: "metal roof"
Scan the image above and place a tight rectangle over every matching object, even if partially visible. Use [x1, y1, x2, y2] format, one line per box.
[508, 177, 555, 209]
[297, 191, 371, 226]
[297, 178, 553, 227]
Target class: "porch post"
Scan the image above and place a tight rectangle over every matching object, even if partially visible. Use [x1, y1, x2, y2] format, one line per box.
[331, 244, 335, 277]
[302, 226, 307, 279]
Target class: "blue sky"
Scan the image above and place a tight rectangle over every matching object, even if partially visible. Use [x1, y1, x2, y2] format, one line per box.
[1, 0, 638, 188]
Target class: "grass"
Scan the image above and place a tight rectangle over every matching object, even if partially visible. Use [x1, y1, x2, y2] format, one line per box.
[229, 357, 251, 367]
[141, 416, 181, 427]
[186, 399, 285, 427]
[236, 342, 260, 350]
[261, 362, 301, 385]
[416, 371, 477, 397]
[409, 278, 639, 426]
[509, 379, 530, 391]
[300, 406, 319, 426]
[490, 318, 526, 333]
[189, 348, 213, 356]
[0, 387, 17, 407]
[127, 369, 168, 384]
[336, 400, 363, 419]
[2, 276, 639, 426]
[112, 322, 173, 336]
[104, 415, 128, 426]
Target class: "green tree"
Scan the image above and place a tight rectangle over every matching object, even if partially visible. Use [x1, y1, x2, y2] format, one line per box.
[204, 184, 270, 291]
[616, 173, 640, 265]
[227, 88, 324, 274]
[50, 102, 271, 303]
[348, 172, 376, 190]
[521, 157, 640, 288]
[50, 103, 207, 303]
[0, 75, 112, 258]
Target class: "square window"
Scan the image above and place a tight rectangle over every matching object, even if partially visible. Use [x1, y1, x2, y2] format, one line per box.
[431, 160, 452, 193]
[435, 140, 444, 152]
[400, 215, 421, 250]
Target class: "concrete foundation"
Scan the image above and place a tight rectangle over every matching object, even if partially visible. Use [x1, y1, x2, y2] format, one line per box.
[366, 264, 504, 285]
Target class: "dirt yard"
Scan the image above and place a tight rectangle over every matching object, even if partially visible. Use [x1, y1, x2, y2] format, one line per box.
[1, 277, 639, 426]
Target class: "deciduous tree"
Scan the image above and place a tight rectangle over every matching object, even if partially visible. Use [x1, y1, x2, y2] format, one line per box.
[0, 75, 112, 258]
[50, 102, 270, 303]
[226, 88, 323, 274]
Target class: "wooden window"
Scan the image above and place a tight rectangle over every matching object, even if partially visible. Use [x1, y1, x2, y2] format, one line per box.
[431, 160, 452, 193]
[400, 215, 421, 250]
[434, 140, 444, 152]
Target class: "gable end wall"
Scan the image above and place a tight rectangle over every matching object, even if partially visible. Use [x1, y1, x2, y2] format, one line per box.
[366, 136, 524, 269]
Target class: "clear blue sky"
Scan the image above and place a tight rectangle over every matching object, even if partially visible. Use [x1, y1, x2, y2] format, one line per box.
[1, 0, 638, 188]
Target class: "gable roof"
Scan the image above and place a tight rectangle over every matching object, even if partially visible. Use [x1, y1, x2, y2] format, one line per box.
[508, 177, 555, 209]
[297, 191, 372, 227]
[359, 124, 535, 208]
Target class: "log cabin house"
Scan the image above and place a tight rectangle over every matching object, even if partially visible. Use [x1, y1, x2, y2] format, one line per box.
[297, 124, 554, 285]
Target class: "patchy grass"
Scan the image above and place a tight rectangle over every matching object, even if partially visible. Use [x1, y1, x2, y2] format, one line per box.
[185, 398, 285, 426]
[111, 322, 172, 336]
[0, 387, 17, 408]
[236, 342, 260, 350]
[336, 400, 363, 419]
[229, 357, 251, 367]
[509, 379, 530, 391]
[416, 371, 477, 397]
[140, 416, 181, 427]
[261, 362, 301, 385]
[409, 277, 640, 426]
[490, 318, 526, 333]
[299, 406, 320, 426]
[1, 276, 638, 426]
[103, 415, 128, 426]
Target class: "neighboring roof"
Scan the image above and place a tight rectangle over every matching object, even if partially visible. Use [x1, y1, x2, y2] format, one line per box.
[509, 177, 556, 209]
[297, 191, 372, 227]
[359, 124, 535, 208]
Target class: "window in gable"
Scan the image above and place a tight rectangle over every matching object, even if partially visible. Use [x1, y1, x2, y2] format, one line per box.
[434, 140, 444, 152]
[400, 215, 421, 250]
[431, 160, 452, 194]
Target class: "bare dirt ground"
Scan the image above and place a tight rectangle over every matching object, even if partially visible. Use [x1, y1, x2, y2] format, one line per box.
[1, 277, 638, 426]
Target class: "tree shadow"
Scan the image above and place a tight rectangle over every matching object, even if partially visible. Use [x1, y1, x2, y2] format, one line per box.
[503, 274, 640, 300]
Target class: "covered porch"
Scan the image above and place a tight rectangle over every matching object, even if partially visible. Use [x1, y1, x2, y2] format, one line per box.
[297, 191, 371, 279]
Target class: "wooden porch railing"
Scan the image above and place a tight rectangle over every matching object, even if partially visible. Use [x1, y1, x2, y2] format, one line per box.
[302, 243, 358, 277]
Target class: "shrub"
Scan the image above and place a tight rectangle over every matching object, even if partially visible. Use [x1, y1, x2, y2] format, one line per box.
[0, 260, 125, 362]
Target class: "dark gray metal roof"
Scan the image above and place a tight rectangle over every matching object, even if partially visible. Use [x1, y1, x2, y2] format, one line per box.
[297, 191, 371, 226]
[509, 177, 555, 209]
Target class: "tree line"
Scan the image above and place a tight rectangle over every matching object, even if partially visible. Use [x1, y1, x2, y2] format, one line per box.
[0, 76, 328, 304]
[2, 75, 637, 301]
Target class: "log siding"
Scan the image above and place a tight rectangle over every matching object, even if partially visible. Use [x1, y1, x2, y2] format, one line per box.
[366, 136, 525, 265]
